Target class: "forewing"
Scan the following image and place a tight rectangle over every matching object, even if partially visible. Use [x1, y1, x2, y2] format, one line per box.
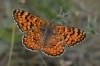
[12, 9, 47, 32]
[54, 25, 86, 47]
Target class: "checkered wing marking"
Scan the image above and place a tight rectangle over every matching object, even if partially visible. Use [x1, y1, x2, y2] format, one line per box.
[42, 34, 65, 57]
[12, 9, 47, 32]
[22, 29, 43, 51]
[54, 25, 86, 47]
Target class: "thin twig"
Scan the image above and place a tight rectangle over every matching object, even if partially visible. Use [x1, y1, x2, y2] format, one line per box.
[7, 25, 15, 66]
[38, 51, 48, 66]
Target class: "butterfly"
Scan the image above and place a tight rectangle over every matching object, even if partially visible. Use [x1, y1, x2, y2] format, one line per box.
[12, 9, 86, 57]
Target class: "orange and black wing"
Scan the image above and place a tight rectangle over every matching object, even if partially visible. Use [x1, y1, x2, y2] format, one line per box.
[54, 25, 86, 47]
[12, 9, 47, 32]
[22, 29, 43, 51]
[42, 34, 65, 57]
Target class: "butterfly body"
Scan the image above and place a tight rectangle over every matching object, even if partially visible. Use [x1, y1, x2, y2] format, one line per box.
[41, 25, 54, 43]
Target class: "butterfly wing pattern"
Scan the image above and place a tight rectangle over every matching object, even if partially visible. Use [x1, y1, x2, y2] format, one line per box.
[12, 9, 86, 57]
[23, 29, 43, 51]
[42, 34, 65, 56]
[12, 9, 46, 51]
[54, 25, 86, 47]
[13, 9, 47, 32]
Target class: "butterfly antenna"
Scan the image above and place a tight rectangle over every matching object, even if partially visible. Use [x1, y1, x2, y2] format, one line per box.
[49, 20, 53, 25]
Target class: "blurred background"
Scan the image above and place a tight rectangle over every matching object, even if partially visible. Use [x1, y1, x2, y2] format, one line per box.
[0, 0, 100, 66]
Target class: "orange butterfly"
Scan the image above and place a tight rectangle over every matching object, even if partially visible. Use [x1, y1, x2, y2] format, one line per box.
[12, 9, 86, 57]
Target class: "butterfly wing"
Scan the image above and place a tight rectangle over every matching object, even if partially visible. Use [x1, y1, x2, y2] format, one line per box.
[12, 9, 47, 32]
[54, 25, 86, 47]
[23, 29, 43, 51]
[42, 34, 65, 57]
